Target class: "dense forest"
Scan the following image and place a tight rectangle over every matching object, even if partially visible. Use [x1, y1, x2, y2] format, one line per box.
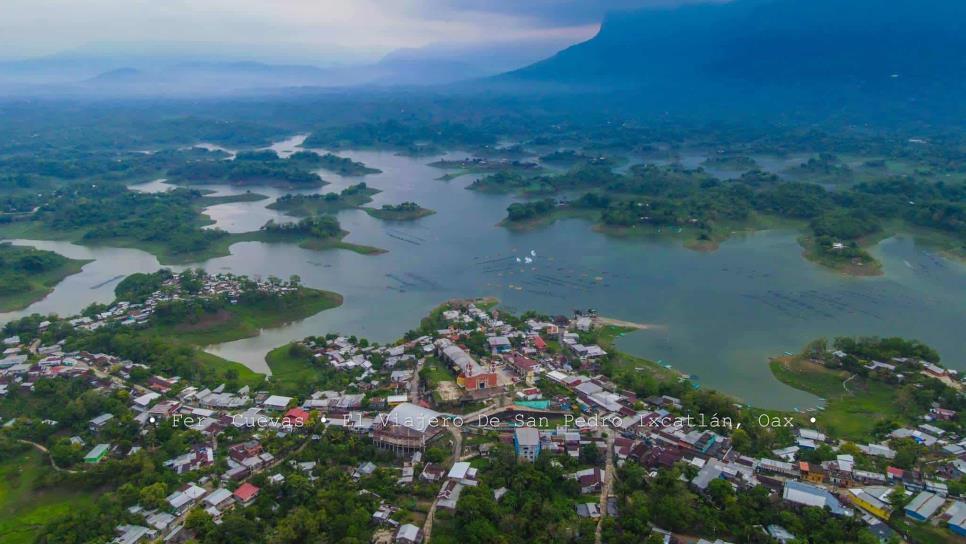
[36, 184, 230, 256]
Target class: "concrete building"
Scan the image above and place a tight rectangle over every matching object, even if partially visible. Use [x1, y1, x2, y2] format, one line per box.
[513, 427, 541, 462]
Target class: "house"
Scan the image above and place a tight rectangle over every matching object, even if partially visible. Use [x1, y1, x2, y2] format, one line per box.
[204, 488, 235, 510]
[943, 501, 966, 537]
[436, 480, 464, 510]
[395, 523, 423, 544]
[487, 336, 512, 354]
[692, 460, 726, 492]
[111, 524, 157, 544]
[448, 461, 479, 485]
[420, 463, 447, 482]
[386, 394, 409, 406]
[166, 484, 206, 515]
[262, 395, 293, 410]
[373, 403, 445, 453]
[513, 427, 541, 462]
[85, 443, 111, 464]
[506, 354, 538, 384]
[931, 407, 957, 421]
[233, 482, 260, 506]
[89, 413, 115, 432]
[576, 503, 601, 519]
[799, 462, 825, 483]
[782, 481, 850, 516]
[229, 440, 263, 463]
[283, 407, 310, 427]
[847, 487, 893, 520]
[766, 525, 796, 544]
[353, 461, 377, 479]
[573, 467, 604, 494]
[905, 491, 946, 522]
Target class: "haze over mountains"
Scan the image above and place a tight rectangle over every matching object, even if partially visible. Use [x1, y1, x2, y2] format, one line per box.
[2, 0, 964, 123]
[0, 36, 576, 96]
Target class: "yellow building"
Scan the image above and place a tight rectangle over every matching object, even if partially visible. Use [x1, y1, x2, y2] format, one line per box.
[848, 487, 893, 520]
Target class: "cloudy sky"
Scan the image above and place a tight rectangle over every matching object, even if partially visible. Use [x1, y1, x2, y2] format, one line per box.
[0, 0, 706, 62]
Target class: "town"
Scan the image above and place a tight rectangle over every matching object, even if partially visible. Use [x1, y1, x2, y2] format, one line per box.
[3, 280, 966, 543]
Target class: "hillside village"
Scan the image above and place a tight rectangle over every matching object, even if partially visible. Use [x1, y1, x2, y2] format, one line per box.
[4, 291, 966, 543]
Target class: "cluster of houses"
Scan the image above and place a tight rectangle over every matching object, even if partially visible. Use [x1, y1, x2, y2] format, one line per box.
[12, 296, 966, 544]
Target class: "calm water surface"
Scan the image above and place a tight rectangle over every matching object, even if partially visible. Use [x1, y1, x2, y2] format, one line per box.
[4, 145, 965, 409]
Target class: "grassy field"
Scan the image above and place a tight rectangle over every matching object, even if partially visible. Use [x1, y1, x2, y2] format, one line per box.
[421, 356, 456, 388]
[195, 350, 266, 390]
[769, 356, 903, 441]
[265, 345, 322, 391]
[263, 344, 357, 395]
[0, 256, 90, 312]
[0, 449, 91, 544]
[891, 517, 961, 544]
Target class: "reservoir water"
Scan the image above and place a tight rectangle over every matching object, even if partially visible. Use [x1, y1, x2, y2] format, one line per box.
[3, 143, 965, 409]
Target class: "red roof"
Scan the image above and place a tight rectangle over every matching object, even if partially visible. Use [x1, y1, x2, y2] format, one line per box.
[510, 354, 538, 370]
[284, 407, 310, 424]
[532, 336, 547, 349]
[234, 482, 260, 502]
[887, 466, 904, 478]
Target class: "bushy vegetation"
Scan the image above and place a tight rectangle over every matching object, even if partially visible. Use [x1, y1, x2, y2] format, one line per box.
[169, 150, 322, 186]
[261, 215, 343, 239]
[0, 243, 77, 301]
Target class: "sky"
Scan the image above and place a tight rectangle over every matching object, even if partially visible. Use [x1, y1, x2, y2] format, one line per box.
[0, 0, 709, 63]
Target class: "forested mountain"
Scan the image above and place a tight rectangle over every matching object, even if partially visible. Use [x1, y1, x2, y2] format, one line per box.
[495, 0, 966, 122]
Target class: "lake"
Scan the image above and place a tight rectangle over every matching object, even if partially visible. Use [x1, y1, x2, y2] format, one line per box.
[3, 143, 965, 410]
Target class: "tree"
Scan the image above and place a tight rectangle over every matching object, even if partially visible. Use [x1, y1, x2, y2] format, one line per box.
[579, 443, 602, 466]
[138, 481, 168, 510]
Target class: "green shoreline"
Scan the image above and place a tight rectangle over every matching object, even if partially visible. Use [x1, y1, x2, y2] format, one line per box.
[499, 208, 963, 276]
[0, 256, 91, 312]
[0, 219, 385, 265]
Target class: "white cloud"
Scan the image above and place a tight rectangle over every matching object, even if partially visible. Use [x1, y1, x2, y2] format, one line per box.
[0, 0, 600, 61]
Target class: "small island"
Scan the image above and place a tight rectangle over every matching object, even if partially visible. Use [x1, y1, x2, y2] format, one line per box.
[363, 201, 435, 221]
[168, 149, 326, 188]
[291, 150, 381, 176]
[257, 215, 384, 254]
[267, 183, 380, 216]
[0, 243, 91, 311]
[429, 157, 541, 181]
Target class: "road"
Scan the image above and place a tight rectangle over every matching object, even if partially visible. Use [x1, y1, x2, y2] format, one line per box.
[421, 424, 463, 543]
[595, 429, 615, 544]
[17, 439, 78, 474]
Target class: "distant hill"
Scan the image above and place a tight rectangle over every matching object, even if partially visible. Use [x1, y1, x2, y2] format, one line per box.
[496, 0, 966, 120]
[88, 67, 143, 82]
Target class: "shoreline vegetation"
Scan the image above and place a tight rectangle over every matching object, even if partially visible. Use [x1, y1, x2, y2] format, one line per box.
[767, 336, 958, 442]
[258, 215, 385, 255]
[486, 160, 964, 276]
[0, 185, 385, 264]
[267, 183, 380, 216]
[0, 243, 91, 312]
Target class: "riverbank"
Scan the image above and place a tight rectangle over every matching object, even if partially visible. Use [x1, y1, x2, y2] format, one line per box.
[0, 246, 91, 312]
[768, 354, 902, 441]
[0, 219, 385, 265]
